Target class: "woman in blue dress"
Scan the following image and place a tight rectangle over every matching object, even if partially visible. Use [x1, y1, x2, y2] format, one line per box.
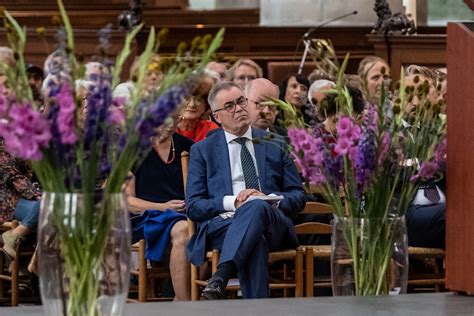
[125, 111, 194, 301]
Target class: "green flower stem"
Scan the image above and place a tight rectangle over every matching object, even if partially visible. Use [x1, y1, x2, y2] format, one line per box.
[47, 193, 116, 316]
[339, 217, 400, 296]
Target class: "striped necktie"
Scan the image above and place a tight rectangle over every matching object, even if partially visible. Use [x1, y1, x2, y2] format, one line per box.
[234, 137, 260, 190]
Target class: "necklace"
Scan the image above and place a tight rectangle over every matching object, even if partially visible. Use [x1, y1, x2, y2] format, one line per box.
[153, 137, 176, 164]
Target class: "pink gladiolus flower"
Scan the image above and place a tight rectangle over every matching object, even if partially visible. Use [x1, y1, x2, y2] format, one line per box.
[378, 132, 391, 166]
[0, 102, 51, 160]
[335, 137, 351, 156]
[0, 94, 7, 118]
[108, 107, 126, 126]
[337, 116, 353, 137]
[57, 84, 78, 145]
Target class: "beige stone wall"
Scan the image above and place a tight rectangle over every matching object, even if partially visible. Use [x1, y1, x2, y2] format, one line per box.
[260, 0, 404, 26]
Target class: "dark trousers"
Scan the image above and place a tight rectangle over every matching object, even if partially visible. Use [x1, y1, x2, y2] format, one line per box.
[206, 199, 297, 298]
[406, 203, 445, 249]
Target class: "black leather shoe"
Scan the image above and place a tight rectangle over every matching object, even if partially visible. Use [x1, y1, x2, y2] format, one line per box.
[201, 277, 225, 300]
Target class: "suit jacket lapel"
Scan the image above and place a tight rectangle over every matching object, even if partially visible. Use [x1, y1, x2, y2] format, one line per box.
[214, 130, 233, 195]
[252, 129, 267, 192]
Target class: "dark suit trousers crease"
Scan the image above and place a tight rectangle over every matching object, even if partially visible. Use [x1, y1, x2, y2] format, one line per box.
[406, 203, 445, 249]
[206, 199, 297, 298]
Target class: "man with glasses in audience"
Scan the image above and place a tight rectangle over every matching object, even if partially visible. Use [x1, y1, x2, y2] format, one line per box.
[245, 78, 287, 137]
[186, 81, 306, 299]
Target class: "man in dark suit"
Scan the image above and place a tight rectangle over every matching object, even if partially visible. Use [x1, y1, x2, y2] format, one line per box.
[186, 81, 306, 299]
[245, 78, 287, 137]
[406, 177, 446, 249]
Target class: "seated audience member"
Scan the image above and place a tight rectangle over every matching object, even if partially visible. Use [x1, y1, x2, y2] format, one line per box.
[0, 139, 41, 261]
[434, 68, 447, 111]
[278, 74, 311, 125]
[357, 56, 391, 104]
[26, 64, 45, 109]
[308, 69, 335, 84]
[0, 47, 16, 100]
[344, 74, 364, 93]
[85, 61, 109, 83]
[245, 78, 287, 136]
[125, 111, 193, 301]
[317, 86, 365, 141]
[402, 65, 446, 249]
[26, 64, 44, 91]
[186, 81, 306, 299]
[308, 79, 336, 123]
[403, 65, 440, 115]
[206, 61, 228, 82]
[113, 54, 163, 102]
[227, 58, 263, 89]
[1, 50, 41, 272]
[176, 74, 219, 142]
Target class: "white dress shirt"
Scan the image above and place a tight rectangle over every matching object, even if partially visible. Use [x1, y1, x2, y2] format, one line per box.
[412, 185, 446, 206]
[221, 127, 260, 217]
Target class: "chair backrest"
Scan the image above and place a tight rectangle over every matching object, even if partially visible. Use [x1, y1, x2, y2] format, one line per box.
[181, 151, 195, 236]
[294, 202, 334, 235]
[181, 151, 190, 193]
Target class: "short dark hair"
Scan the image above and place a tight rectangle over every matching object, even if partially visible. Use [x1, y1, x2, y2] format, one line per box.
[319, 85, 365, 118]
[207, 81, 243, 112]
[278, 74, 310, 101]
[26, 64, 44, 80]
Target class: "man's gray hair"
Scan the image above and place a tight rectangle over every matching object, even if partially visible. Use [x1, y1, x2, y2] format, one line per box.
[308, 79, 336, 106]
[208, 81, 243, 112]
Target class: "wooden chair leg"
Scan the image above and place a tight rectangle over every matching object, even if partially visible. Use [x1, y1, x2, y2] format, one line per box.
[434, 258, 444, 292]
[138, 239, 147, 302]
[305, 247, 314, 297]
[295, 247, 304, 298]
[0, 253, 4, 299]
[191, 264, 199, 301]
[283, 263, 289, 297]
[11, 254, 19, 306]
[211, 250, 220, 274]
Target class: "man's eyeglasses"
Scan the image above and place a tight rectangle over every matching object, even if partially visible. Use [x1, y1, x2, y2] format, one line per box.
[214, 96, 248, 113]
[249, 99, 275, 111]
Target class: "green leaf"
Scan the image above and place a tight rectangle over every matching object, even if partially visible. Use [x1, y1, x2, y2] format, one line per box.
[111, 24, 143, 89]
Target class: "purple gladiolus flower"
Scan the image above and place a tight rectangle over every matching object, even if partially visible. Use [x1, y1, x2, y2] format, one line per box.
[410, 161, 438, 182]
[411, 137, 447, 183]
[108, 96, 126, 126]
[378, 131, 391, 166]
[354, 130, 377, 192]
[135, 85, 187, 152]
[83, 84, 109, 151]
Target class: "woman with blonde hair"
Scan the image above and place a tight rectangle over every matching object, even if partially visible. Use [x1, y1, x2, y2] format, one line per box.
[357, 56, 391, 103]
[227, 58, 263, 89]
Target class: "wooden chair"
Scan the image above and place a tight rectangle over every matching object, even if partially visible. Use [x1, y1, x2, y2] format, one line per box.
[407, 246, 445, 292]
[129, 240, 172, 302]
[181, 152, 304, 300]
[298, 202, 446, 295]
[0, 220, 35, 306]
[293, 202, 334, 297]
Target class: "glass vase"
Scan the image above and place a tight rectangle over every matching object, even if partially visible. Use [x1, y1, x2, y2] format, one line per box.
[37, 192, 131, 316]
[331, 215, 408, 296]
